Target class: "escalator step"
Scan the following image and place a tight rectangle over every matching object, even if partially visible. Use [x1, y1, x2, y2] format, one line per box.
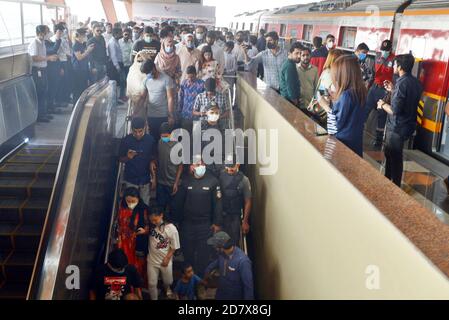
[5, 251, 36, 266]
[0, 163, 57, 178]
[0, 177, 54, 198]
[13, 235, 40, 252]
[0, 283, 28, 299]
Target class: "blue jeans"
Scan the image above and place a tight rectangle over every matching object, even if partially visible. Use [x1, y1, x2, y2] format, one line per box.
[365, 84, 388, 130]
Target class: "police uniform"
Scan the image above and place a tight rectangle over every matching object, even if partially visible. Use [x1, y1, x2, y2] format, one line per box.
[175, 171, 223, 276]
[219, 170, 252, 245]
[365, 42, 395, 145]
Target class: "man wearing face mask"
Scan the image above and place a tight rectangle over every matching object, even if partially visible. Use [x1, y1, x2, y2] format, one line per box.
[193, 78, 230, 121]
[178, 34, 202, 83]
[365, 39, 396, 147]
[232, 31, 247, 72]
[354, 42, 375, 89]
[45, 25, 63, 115]
[132, 26, 142, 42]
[119, 117, 157, 206]
[194, 26, 207, 47]
[132, 26, 161, 63]
[243, 31, 288, 92]
[119, 28, 133, 101]
[87, 23, 108, 83]
[204, 232, 254, 300]
[325, 34, 336, 51]
[219, 155, 252, 245]
[174, 157, 223, 277]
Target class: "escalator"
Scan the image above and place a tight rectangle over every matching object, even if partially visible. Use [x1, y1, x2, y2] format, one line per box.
[0, 145, 61, 299]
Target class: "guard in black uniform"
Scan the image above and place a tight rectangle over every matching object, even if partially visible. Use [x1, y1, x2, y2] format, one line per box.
[174, 158, 223, 276]
[219, 155, 252, 246]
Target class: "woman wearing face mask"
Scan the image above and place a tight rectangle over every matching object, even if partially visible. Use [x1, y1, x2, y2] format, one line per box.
[72, 28, 95, 103]
[155, 37, 181, 81]
[117, 187, 150, 280]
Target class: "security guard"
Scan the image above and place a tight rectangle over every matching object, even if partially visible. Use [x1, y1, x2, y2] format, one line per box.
[174, 157, 223, 277]
[219, 156, 252, 246]
[365, 39, 396, 147]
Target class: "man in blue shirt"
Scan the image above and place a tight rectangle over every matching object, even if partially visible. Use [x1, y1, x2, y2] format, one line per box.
[204, 232, 254, 300]
[119, 117, 156, 205]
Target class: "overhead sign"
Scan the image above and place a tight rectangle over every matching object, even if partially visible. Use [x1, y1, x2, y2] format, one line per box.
[133, 2, 216, 26]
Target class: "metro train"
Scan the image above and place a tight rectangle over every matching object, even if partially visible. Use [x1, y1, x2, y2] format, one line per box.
[230, 0, 449, 164]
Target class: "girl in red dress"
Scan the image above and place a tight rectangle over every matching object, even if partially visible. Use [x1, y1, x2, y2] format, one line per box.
[117, 187, 149, 281]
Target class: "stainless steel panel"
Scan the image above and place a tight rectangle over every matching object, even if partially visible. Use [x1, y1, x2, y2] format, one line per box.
[28, 79, 119, 300]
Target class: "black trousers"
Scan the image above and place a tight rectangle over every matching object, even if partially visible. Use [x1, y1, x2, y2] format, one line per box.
[181, 220, 212, 277]
[47, 61, 62, 110]
[31, 67, 48, 119]
[72, 69, 89, 106]
[384, 130, 405, 187]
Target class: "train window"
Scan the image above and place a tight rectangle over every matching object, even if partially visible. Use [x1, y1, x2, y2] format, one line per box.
[23, 3, 43, 44]
[340, 27, 357, 49]
[0, 2, 22, 47]
[236, 22, 239, 30]
[290, 29, 297, 42]
[280, 24, 286, 37]
[264, 23, 269, 32]
[242, 23, 245, 31]
[302, 25, 313, 42]
[411, 37, 426, 59]
[230, 22, 233, 29]
[250, 23, 254, 32]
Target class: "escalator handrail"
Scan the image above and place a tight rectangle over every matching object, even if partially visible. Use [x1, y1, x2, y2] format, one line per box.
[27, 77, 111, 300]
[104, 100, 133, 263]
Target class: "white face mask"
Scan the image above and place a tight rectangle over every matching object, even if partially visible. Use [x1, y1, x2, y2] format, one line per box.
[207, 113, 220, 122]
[326, 41, 334, 49]
[127, 202, 138, 210]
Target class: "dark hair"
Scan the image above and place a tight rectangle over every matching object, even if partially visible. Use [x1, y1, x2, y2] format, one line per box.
[54, 23, 65, 33]
[289, 42, 303, 53]
[395, 53, 415, 73]
[144, 26, 154, 35]
[123, 28, 132, 36]
[313, 36, 323, 48]
[160, 28, 171, 39]
[225, 41, 235, 50]
[108, 249, 128, 269]
[121, 187, 147, 230]
[123, 187, 140, 200]
[201, 45, 214, 59]
[36, 25, 47, 34]
[356, 43, 370, 52]
[205, 78, 216, 92]
[249, 35, 257, 46]
[326, 34, 335, 41]
[206, 30, 216, 39]
[259, 29, 266, 35]
[112, 27, 122, 37]
[186, 65, 197, 75]
[300, 46, 311, 54]
[236, 30, 244, 36]
[141, 59, 155, 74]
[223, 238, 235, 250]
[225, 31, 234, 38]
[181, 262, 193, 274]
[93, 23, 103, 30]
[149, 206, 164, 216]
[131, 117, 145, 130]
[265, 31, 279, 41]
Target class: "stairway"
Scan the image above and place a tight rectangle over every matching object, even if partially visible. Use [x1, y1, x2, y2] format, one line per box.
[0, 145, 61, 299]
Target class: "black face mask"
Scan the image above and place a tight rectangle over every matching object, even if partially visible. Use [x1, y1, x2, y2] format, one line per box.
[267, 42, 276, 50]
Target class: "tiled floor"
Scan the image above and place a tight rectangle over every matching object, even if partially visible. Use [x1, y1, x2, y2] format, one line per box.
[363, 132, 449, 225]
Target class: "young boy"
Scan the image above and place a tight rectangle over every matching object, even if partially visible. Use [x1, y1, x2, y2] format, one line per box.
[174, 262, 203, 300]
[147, 206, 180, 300]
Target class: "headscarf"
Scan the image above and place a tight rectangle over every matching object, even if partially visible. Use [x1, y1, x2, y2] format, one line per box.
[155, 37, 180, 79]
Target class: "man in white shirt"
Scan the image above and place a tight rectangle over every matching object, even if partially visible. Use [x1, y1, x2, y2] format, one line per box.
[103, 22, 113, 48]
[108, 28, 125, 102]
[28, 25, 58, 122]
[223, 41, 238, 101]
[197, 31, 225, 75]
[147, 207, 180, 300]
[51, 23, 72, 107]
[119, 28, 133, 101]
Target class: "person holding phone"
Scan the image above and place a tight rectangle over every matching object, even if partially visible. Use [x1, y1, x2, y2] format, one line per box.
[72, 28, 95, 103]
[117, 187, 150, 281]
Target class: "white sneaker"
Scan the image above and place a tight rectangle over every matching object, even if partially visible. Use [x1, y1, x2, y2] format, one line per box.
[166, 288, 175, 300]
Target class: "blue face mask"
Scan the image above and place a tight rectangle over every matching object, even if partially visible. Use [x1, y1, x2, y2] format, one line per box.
[161, 137, 170, 143]
[381, 50, 390, 59]
[194, 165, 206, 178]
[165, 46, 174, 54]
[358, 52, 367, 61]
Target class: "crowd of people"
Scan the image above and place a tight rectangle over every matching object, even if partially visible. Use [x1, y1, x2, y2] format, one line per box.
[28, 17, 427, 299]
